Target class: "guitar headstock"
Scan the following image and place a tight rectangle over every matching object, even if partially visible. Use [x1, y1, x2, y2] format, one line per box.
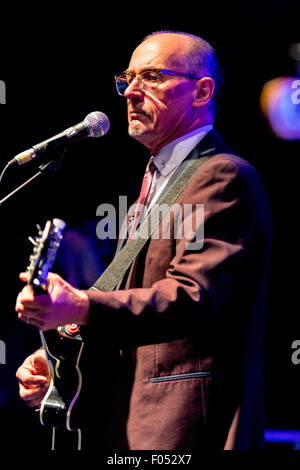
[26, 218, 66, 293]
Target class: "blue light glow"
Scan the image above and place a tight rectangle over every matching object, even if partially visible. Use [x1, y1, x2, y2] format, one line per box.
[265, 429, 300, 446]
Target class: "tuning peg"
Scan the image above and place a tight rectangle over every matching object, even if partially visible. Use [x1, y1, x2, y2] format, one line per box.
[36, 224, 43, 235]
[28, 236, 38, 246]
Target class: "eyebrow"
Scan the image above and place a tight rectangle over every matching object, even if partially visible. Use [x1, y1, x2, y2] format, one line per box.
[124, 67, 162, 74]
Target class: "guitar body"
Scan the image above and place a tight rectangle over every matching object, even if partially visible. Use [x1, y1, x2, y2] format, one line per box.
[39, 327, 84, 431]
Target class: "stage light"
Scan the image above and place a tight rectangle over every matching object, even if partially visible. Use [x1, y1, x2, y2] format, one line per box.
[260, 43, 300, 140]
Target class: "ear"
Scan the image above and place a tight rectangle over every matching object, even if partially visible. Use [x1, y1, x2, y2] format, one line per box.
[192, 77, 215, 108]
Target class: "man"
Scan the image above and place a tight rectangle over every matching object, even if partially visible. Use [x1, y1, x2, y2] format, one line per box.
[16, 31, 272, 450]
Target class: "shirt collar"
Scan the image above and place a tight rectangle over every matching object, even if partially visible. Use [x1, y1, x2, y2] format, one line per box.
[153, 124, 213, 176]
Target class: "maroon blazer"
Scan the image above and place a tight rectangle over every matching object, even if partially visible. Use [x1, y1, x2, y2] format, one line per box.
[85, 130, 272, 450]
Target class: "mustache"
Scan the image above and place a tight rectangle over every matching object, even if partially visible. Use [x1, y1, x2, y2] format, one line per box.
[129, 107, 152, 119]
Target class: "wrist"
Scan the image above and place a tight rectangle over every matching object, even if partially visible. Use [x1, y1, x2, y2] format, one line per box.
[75, 289, 90, 325]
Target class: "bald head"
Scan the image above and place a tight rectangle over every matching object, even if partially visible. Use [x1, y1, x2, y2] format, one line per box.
[140, 31, 222, 115]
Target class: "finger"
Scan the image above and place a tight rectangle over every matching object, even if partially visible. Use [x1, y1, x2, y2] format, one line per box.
[17, 310, 37, 321]
[19, 382, 46, 398]
[18, 309, 54, 330]
[17, 296, 50, 318]
[15, 287, 37, 312]
[17, 290, 40, 308]
[17, 313, 29, 324]
[17, 367, 48, 386]
[17, 305, 46, 321]
[17, 361, 48, 381]
[27, 317, 46, 329]
[16, 284, 48, 309]
[17, 313, 43, 328]
[20, 384, 48, 406]
[26, 393, 48, 408]
[32, 356, 50, 376]
[27, 397, 44, 408]
[46, 272, 62, 291]
[19, 272, 29, 282]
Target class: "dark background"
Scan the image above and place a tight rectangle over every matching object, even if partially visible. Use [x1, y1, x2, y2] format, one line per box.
[0, 0, 299, 452]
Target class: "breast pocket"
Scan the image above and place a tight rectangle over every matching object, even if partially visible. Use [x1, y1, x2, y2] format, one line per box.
[149, 371, 211, 383]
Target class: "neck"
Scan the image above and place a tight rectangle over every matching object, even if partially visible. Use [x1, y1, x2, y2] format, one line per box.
[149, 119, 214, 156]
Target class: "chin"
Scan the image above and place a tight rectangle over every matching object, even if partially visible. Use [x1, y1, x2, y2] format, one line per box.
[128, 123, 147, 138]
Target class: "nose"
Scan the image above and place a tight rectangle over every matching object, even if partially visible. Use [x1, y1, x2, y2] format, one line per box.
[124, 76, 144, 100]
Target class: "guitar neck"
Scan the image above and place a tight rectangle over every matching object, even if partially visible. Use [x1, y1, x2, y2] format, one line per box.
[30, 281, 47, 296]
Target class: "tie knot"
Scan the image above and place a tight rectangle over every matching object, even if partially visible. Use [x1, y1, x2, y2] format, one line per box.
[146, 158, 156, 175]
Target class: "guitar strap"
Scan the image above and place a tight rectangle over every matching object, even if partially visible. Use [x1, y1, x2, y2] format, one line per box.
[91, 154, 213, 293]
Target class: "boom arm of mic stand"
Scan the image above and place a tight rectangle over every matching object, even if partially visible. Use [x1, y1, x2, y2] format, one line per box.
[0, 153, 65, 208]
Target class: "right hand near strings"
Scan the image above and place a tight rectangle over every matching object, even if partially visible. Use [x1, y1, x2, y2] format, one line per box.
[16, 349, 50, 408]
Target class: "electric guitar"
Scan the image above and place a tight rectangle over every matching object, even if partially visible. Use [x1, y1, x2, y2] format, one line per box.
[25, 219, 84, 448]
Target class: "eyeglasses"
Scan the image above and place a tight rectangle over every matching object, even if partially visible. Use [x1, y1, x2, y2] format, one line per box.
[114, 68, 202, 96]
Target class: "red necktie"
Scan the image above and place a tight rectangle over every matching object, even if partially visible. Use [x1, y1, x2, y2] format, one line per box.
[128, 158, 156, 240]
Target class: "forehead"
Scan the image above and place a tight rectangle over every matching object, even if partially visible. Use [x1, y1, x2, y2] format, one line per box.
[128, 34, 189, 72]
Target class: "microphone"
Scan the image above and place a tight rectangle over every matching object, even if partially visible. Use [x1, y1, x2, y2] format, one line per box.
[7, 111, 110, 167]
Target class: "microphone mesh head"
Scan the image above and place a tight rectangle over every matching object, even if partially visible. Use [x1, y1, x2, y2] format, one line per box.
[84, 111, 110, 137]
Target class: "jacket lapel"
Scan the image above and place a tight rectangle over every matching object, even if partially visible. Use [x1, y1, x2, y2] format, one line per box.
[115, 130, 233, 256]
[154, 129, 234, 206]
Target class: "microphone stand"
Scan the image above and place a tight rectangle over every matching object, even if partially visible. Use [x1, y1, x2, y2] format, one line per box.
[0, 151, 66, 207]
